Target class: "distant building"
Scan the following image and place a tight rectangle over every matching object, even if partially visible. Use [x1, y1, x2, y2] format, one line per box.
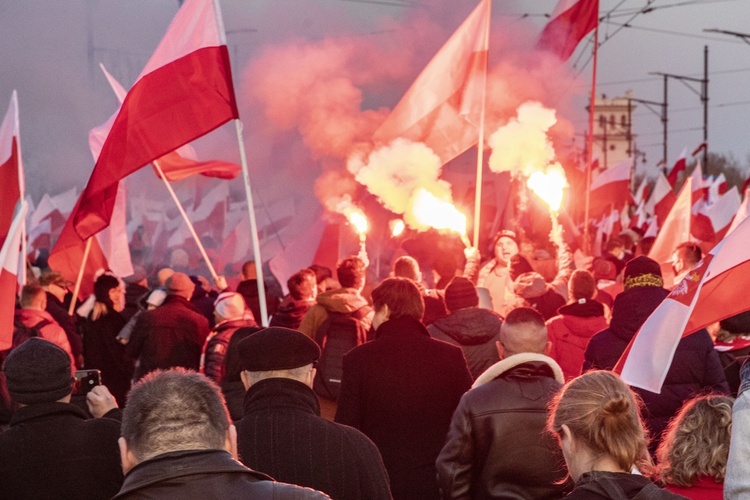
[587, 92, 636, 170]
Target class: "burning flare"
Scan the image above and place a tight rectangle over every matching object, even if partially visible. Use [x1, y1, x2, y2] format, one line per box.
[407, 189, 471, 247]
[328, 194, 369, 242]
[390, 219, 406, 238]
[526, 164, 568, 212]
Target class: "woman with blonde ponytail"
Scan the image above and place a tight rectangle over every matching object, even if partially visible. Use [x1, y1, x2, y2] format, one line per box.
[548, 371, 686, 499]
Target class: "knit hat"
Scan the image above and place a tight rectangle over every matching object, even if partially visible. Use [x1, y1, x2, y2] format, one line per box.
[214, 292, 247, 320]
[444, 276, 479, 312]
[623, 256, 663, 290]
[238, 327, 320, 372]
[592, 258, 617, 281]
[569, 269, 596, 300]
[495, 229, 518, 246]
[4, 338, 73, 404]
[166, 272, 195, 295]
[509, 254, 534, 282]
[720, 310, 750, 334]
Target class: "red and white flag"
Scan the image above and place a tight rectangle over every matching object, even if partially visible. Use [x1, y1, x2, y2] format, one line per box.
[692, 142, 707, 157]
[99, 64, 241, 183]
[648, 171, 677, 227]
[648, 177, 693, 288]
[726, 188, 750, 236]
[633, 178, 650, 206]
[588, 158, 632, 217]
[0, 91, 24, 250]
[702, 186, 741, 243]
[618, 213, 750, 393]
[72, 0, 238, 240]
[373, 0, 490, 165]
[0, 202, 27, 350]
[537, 0, 599, 61]
[708, 172, 728, 204]
[666, 147, 687, 187]
[688, 162, 714, 242]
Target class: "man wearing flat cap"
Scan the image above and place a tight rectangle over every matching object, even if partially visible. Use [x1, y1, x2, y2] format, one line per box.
[128, 272, 210, 380]
[0, 338, 123, 499]
[235, 327, 391, 500]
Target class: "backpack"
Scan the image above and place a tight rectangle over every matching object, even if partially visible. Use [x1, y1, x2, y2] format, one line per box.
[12, 317, 51, 349]
[313, 306, 370, 400]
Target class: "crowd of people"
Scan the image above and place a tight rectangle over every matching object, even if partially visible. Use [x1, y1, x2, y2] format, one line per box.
[1, 225, 749, 499]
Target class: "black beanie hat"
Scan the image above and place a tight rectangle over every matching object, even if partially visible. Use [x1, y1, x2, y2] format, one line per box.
[444, 276, 479, 312]
[3, 338, 73, 404]
[623, 256, 663, 290]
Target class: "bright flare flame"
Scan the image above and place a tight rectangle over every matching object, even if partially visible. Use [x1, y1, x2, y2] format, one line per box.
[390, 219, 405, 238]
[408, 189, 468, 237]
[526, 164, 568, 212]
[347, 210, 369, 236]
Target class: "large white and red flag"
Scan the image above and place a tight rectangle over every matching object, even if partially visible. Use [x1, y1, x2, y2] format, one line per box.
[0, 202, 27, 350]
[0, 91, 24, 250]
[648, 177, 693, 288]
[726, 188, 750, 236]
[537, 0, 599, 61]
[633, 178, 650, 206]
[72, 0, 238, 240]
[373, 0, 490, 165]
[666, 147, 687, 187]
[588, 158, 632, 217]
[702, 186, 741, 243]
[648, 171, 677, 227]
[618, 213, 750, 393]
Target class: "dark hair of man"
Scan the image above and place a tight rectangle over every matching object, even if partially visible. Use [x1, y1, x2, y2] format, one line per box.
[336, 256, 366, 289]
[121, 369, 230, 462]
[605, 237, 625, 252]
[287, 269, 316, 301]
[393, 256, 420, 282]
[371, 277, 424, 321]
[675, 242, 703, 266]
[20, 284, 45, 308]
[308, 264, 332, 285]
[504, 307, 545, 329]
[241, 261, 257, 279]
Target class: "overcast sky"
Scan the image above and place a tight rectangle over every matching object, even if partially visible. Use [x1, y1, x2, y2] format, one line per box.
[1, 0, 749, 201]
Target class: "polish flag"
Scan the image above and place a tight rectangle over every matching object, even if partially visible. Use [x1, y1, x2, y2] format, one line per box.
[648, 177, 693, 288]
[537, 0, 599, 61]
[648, 172, 677, 227]
[0, 203, 27, 349]
[629, 201, 646, 230]
[702, 187, 741, 243]
[633, 178, 650, 206]
[72, 0, 238, 240]
[741, 176, 750, 195]
[618, 214, 750, 393]
[644, 216, 658, 238]
[588, 158, 632, 217]
[99, 64, 241, 183]
[688, 162, 714, 242]
[726, 188, 750, 236]
[666, 147, 687, 187]
[708, 172, 728, 204]
[0, 91, 24, 250]
[692, 142, 707, 157]
[373, 0, 490, 165]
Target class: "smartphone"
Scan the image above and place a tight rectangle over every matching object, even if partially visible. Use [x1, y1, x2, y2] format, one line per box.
[74, 369, 101, 395]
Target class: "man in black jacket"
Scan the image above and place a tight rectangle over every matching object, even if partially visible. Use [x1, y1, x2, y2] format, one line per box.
[114, 369, 327, 499]
[0, 338, 123, 499]
[235, 327, 391, 500]
[128, 272, 210, 380]
[437, 307, 570, 499]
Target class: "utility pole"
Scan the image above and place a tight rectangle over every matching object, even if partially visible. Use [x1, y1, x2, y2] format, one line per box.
[628, 93, 667, 171]
[652, 46, 709, 170]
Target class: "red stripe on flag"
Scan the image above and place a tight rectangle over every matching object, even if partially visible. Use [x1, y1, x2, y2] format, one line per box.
[537, 0, 599, 60]
[0, 268, 17, 349]
[684, 258, 750, 335]
[0, 138, 20, 246]
[73, 46, 238, 240]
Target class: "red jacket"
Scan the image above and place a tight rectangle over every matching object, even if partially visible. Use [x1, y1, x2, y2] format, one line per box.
[665, 476, 723, 499]
[546, 299, 608, 381]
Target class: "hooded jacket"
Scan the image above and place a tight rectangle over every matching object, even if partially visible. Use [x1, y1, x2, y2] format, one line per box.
[427, 308, 502, 380]
[270, 296, 316, 330]
[298, 287, 373, 341]
[583, 286, 729, 452]
[546, 299, 608, 381]
[436, 354, 569, 499]
[514, 272, 566, 321]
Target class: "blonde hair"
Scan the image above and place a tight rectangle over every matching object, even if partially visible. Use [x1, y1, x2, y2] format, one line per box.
[548, 371, 651, 474]
[656, 394, 734, 487]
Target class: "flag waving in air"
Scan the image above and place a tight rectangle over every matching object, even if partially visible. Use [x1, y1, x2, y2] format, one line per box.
[0, 203, 27, 350]
[619, 214, 750, 393]
[537, 0, 599, 61]
[72, 0, 238, 240]
[373, 0, 490, 165]
[0, 91, 24, 249]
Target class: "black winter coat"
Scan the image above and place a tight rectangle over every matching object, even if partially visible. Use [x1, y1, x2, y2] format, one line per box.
[202, 317, 257, 384]
[0, 402, 123, 499]
[237, 378, 391, 500]
[83, 310, 134, 406]
[128, 295, 210, 380]
[237, 278, 280, 324]
[436, 356, 569, 499]
[335, 316, 472, 500]
[427, 307, 502, 380]
[113, 449, 329, 499]
[583, 286, 729, 451]
[566, 471, 686, 499]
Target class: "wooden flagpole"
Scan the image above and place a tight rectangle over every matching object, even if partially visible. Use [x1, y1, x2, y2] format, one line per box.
[68, 237, 92, 315]
[583, 22, 600, 254]
[153, 160, 219, 282]
[472, 0, 491, 249]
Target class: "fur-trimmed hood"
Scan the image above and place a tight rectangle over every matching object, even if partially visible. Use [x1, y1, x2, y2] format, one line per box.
[472, 353, 564, 389]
